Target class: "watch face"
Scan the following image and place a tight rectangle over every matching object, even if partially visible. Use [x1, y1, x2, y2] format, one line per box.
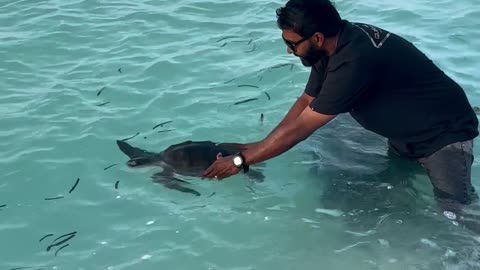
[233, 156, 243, 166]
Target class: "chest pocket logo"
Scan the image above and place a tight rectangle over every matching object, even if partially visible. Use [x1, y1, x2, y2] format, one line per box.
[353, 23, 391, 48]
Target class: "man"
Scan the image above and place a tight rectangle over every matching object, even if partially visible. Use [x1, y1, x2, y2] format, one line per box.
[203, 0, 479, 214]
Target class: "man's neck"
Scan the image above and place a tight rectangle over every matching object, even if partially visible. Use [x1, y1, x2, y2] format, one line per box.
[325, 34, 339, 56]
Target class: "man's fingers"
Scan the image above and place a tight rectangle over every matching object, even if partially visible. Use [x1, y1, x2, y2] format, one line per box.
[202, 158, 239, 180]
[203, 163, 217, 178]
[217, 164, 236, 180]
[215, 168, 229, 180]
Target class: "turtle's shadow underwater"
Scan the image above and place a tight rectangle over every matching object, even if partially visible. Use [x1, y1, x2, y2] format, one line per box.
[116, 140, 265, 196]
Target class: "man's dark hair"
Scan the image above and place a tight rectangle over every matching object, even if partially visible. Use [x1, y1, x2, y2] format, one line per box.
[276, 0, 342, 38]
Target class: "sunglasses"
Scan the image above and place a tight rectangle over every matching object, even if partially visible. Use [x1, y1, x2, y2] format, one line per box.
[282, 34, 313, 52]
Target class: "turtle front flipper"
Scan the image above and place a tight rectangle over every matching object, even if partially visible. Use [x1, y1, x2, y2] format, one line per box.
[151, 171, 201, 196]
[116, 140, 156, 159]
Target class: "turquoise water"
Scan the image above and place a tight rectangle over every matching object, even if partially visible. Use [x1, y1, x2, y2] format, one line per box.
[1, 0, 480, 269]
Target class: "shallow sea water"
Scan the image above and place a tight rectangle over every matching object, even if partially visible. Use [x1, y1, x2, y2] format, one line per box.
[1, 0, 480, 269]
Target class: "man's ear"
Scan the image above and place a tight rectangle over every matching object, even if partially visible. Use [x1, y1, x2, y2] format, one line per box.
[313, 32, 325, 47]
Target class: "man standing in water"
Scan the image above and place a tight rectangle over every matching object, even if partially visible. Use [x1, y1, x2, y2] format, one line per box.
[203, 0, 479, 215]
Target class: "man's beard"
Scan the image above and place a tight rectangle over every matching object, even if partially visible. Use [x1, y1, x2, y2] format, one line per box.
[298, 46, 327, 67]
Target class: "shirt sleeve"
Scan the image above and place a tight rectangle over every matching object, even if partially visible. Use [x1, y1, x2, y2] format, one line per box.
[309, 58, 375, 115]
[304, 64, 327, 97]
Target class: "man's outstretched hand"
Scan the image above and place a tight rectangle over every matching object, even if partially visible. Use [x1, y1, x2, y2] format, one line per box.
[202, 155, 241, 180]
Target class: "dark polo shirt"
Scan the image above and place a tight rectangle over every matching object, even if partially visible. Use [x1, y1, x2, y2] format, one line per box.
[305, 20, 478, 158]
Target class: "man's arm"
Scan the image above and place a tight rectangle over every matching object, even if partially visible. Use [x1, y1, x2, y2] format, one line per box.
[203, 107, 335, 180]
[202, 106, 336, 179]
[243, 57, 376, 165]
[203, 57, 374, 180]
[268, 92, 315, 136]
[242, 106, 335, 165]
[218, 91, 315, 151]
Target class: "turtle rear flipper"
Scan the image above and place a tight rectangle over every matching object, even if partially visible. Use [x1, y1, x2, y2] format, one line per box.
[164, 182, 201, 197]
[245, 169, 265, 183]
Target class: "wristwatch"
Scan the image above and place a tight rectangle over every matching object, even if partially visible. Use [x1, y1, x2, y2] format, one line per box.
[232, 152, 249, 173]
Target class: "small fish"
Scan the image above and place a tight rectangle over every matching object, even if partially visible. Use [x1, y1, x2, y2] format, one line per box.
[334, 241, 370, 254]
[50, 231, 77, 244]
[47, 232, 76, 252]
[152, 121, 173, 130]
[0, 204, 6, 209]
[264, 91, 271, 100]
[10, 266, 52, 270]
[181, 205, 207, 211]
[120, 132, 140, 142]
[245, 185, 256, 194]
[157, 129, 175, 133]
[68, 178, 80, 194]
[115, 181, 119, 189]
[237, 84, 259, 89]
[234, 98, 258, 105]
[220, 43, 227, 47]
[260, 113, 264, 122]
[39, 234, 54, 242]
[96, 101, 110, 106]
[97, 87, 106, 96]
[54, 244, 69, 257]
[44, 196, 64, 201]
[224, 78, 236, 84]
[104, 164, 118, 170]
[118, 68, 122, 73]
[230, 40, 249, 44]
[207, 192, 216, 198]
[216, 35, 242, 43]
[269, 63, 290, 70]
[245, 43, 256, 53]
